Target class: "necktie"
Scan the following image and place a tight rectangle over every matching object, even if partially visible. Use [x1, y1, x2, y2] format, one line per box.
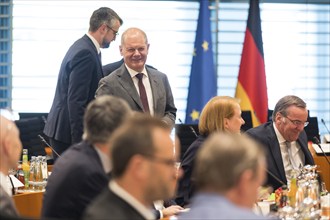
[286, 141, 298, 171]
[136, 73, 150, 112]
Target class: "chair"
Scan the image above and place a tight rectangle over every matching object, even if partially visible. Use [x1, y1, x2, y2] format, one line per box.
[241, 110, 253, 132]
[15, 117, 47, 160]
[304, 116, 320, 142]
[175, 124, 199, 161]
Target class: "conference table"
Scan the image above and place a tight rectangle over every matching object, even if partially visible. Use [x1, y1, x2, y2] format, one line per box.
[12, 148, 329, 219]
[308, 142, 330, 191]
[13, 191, 43, 218]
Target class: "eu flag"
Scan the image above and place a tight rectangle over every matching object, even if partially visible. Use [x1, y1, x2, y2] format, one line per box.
[185, 0, 217, 124]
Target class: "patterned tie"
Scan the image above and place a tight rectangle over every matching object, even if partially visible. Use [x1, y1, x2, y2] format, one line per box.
[136, 73, 150, 112]
[286, 141, 298, 171]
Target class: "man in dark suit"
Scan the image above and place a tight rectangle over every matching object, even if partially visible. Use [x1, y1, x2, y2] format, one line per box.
[96, 27, 177, 127]
[83, 115, 181, 220]
[0, 115, 22, 217]
[43, 7, 123, 160]
[246, 95, 314, 190]
[41, 95, 132, 220]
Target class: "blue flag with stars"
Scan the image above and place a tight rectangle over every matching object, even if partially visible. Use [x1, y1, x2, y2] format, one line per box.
[185, 0, 217, 124]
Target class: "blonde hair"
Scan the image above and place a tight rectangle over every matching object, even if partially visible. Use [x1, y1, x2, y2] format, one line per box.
[198, 96, 240, 136]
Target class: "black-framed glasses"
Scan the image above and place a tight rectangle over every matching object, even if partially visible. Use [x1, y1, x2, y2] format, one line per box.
[284, 116, 309, 127]
[105, 24, 119, 36]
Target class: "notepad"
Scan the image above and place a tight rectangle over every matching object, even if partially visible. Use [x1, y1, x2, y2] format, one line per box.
[312, 143, 330, 154]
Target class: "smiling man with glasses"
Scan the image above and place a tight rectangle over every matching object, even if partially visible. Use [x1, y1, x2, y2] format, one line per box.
[246, 95, 315, 191]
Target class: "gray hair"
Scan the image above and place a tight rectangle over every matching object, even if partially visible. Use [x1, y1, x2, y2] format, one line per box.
[194, 132, 265, 192]
[89, 7, 123, 32]
[83, 95, 131, 143]
[121, 27, 149, 45]
[272, 95, 307, 121]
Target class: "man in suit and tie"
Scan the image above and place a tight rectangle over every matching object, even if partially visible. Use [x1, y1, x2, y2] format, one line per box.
[44, 7, 123, 160]
[246, 95, 315, 190]
[96, 27, 177, 127]
[83, 114, 181, 220]
[0, 115, 22, 217]
[42, 95, 132, 220]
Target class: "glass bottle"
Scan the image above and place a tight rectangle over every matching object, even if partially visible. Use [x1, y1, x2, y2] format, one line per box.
[17, 162, 25, 190]
[29, 156, 36, 191]
[34, 156, 42, 191]
[21, 149, 30, 190]
[288, 174, 298, 207]
[41, 156, 48, 190]
[280, 185, 288, 208]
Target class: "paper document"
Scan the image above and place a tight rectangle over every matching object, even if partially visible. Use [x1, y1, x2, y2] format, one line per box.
[312, 143, 330, 154]
[9, 174, 24, 188]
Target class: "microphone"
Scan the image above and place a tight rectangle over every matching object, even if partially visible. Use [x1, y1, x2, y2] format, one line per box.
[38, 134, 61, 158]
[178, 119, 198, 138]
[265, 169, 286, 186]
[312, 136, 330, 165]
[321, 118, 330, 135]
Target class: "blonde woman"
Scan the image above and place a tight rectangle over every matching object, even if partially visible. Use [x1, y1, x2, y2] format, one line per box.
[175, 96, 245, 207]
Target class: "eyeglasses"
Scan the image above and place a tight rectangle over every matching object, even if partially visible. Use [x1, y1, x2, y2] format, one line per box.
[105, 24, 119, 36]
[284, 116, 309, 127]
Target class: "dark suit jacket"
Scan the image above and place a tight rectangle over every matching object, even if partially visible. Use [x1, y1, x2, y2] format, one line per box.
[175, 135, 207, 207]
[41, 141, 109, 220]
[82, 187, 146, 220]
[0, 185, 18, 217]
[44, 34, 103, 145]
[246, 121, 315, 190]
[96, 63, 177, 126]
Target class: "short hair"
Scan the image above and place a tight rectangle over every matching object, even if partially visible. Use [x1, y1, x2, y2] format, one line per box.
[199, 96, 240, 136]
[89, 7, 123, 32]
[110, 114, 170, 178]
[272, 95, 307, 121]
[83, 95, 131, 143]
[194, 132, 265, 192]
[121, 27, 149, 45]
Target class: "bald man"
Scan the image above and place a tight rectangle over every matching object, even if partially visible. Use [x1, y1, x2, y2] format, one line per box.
[0, 115, 23, 217]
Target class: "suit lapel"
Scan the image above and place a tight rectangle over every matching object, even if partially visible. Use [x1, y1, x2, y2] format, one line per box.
[148, 69, 160, 112]
[116, 68, 144, 110]
[82, 35, 104, 78]
[268, 125, 287, 182]
[297, 134, 314, 165]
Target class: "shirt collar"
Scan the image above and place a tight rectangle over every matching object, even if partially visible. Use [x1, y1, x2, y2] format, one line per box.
[273, 122, 286, 144]
[0, 172, 12, 196]
[109, 181, 155, 220]
[124, 64, 148, 79]
[86, 33, 101, 54]
[94, 146, 111, 174]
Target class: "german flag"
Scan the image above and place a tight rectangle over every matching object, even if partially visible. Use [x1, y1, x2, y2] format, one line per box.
[235, 0, 268, 127]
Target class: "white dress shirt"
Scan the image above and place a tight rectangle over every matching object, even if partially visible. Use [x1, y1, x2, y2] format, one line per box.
[109, 181, 155, 220]
[273, 123, 305, 180]
[125, 64, 155, 116]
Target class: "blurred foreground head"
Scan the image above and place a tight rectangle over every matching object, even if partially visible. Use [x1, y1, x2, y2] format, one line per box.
[194, 132, 266, 208]
[0, 115, 23, 173]
[110, 113, 178, 204]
